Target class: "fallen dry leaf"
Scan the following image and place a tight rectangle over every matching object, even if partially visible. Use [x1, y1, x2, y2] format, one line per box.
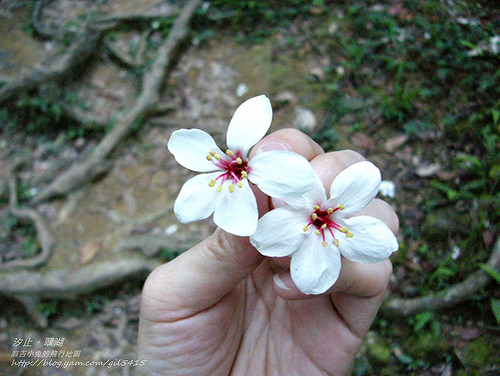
[384, 134, 409, 152]
[416, 163, 441, 177]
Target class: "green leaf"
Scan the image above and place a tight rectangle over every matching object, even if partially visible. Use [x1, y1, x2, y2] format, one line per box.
[491, 298, 500, 324]
[414, 311, 434, 332]
[492, 109, 500, 125]
[480, 264, 500, 283]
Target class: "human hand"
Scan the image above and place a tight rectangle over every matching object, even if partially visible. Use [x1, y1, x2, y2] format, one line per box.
[137, 129, 399, 376]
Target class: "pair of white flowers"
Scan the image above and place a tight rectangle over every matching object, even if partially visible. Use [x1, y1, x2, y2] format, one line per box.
[168, 95, 398, 295]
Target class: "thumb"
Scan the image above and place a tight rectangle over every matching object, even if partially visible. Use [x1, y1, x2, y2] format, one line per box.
[140, 229, 263, 322]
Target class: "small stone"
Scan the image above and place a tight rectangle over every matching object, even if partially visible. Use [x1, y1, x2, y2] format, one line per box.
[293, 107, 317, 131]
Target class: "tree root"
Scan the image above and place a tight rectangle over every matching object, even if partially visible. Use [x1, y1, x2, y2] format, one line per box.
[0, 24, 100, 104]
[0, 170, 54, 270]
[381, 238, 500, 316]
[0, 255, 160, 298]
[31, 0, 55, 40]
[31, 0, 202, 204]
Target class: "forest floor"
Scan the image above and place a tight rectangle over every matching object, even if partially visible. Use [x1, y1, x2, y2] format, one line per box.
[0, 1, 499, 375]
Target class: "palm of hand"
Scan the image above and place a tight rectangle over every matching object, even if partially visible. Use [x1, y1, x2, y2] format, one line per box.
[139, 259, 365, 376]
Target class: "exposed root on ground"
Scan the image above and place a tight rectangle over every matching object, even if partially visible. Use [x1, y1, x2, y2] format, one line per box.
[0, 169, 54, 270]
[0, 24, 100, 104]
[31, 0, 201, 204]
[381, 238, 500, 316]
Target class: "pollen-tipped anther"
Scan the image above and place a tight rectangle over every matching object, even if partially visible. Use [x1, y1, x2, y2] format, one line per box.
[321, 241, 328, 247]
[206, 155, 213, 161]
[313, 205, 320, 211]
[237, 181, 243, 188]
[346, 231, 354, 238]
[226, 150, 234, 156]
[337, 204, 345, 210]
[229, 184, 235, 193]
[327, 208, 334, 214]
[333, 239, 340, 247]
[303, 225, 309, 232]
[312, 213, 318, 221]
[236, 157, 243, 164]
[339, 226, 348, 233]
[216, 184, 222, 192]
[208, 179, 216, 187]
[241, 171, 248, 178]
[314, 229, 321, 236]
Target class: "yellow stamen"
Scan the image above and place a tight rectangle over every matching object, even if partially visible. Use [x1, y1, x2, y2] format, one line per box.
[209, 150, 217, 156]
[346, 231, 353, 238]
[314, 229, 321, 236]
[313, 205, 320, 211]
[333, 239, 340, 247]
[312, 213, 318, 221]
[237, 181, 243, 188]
[321, 223, 327, 230]
[303, 225, 309, 232]
[206, 155, 213, 161]
[337, 204, 345, 210]
[226, 150, 234, 156]
[236, 157, 243, 164]
[339, 226, 348, 233]
[229, 184, 235, 193]
[241, 171, 248, 178]
[327, 208, 334, 214]
[322, 241, 328, 247]
[214, 153, 221, 160]
[208, 179, 216, 187]
[216, 184, 222, 192]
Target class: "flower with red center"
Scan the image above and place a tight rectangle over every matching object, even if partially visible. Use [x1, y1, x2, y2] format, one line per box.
[167, 95, 315, 236]
[250, 161, 399, 294]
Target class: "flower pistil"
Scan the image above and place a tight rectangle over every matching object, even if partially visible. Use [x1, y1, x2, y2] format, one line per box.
[206, 149, 250, 193]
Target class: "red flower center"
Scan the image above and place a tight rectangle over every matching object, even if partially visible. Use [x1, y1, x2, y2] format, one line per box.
[304, 205, 352, 247]
[206, 149, 250, 192]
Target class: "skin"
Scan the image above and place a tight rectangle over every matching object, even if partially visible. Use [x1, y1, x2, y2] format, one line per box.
[137, 129, 399, 376]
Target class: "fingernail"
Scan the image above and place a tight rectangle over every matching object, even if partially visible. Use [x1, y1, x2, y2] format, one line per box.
[273, 273, 293, 291]
[255, 141, 288, 155]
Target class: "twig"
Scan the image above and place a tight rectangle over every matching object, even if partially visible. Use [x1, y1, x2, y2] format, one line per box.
[0, 170, 54, 270]
[31, 0, 202, 204]
[381, 238, 500, 316]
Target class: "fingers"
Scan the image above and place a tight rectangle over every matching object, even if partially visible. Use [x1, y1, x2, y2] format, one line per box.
[141, 229, 262, 322]
[310, 150, 366, 191]
[250, 128, 324, 161]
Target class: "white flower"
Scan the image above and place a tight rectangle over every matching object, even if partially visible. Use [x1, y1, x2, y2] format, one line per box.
[250, 161, 399, 295]
[168, 95, 315, 237]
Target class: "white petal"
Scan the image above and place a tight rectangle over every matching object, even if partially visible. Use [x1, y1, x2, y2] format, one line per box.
[168, 129, 225, 172]
[226, 95, 272, 156]
[248, 150, 314, 198]
[283, 173, 327, 210]
[290, 235, 341, 295]
[336, 216, 398, 263]
[250, 207, 310, 257]
[213, 180, 258, 236]
[329, 161, 381, 216]
[174, 172, 220, 223]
